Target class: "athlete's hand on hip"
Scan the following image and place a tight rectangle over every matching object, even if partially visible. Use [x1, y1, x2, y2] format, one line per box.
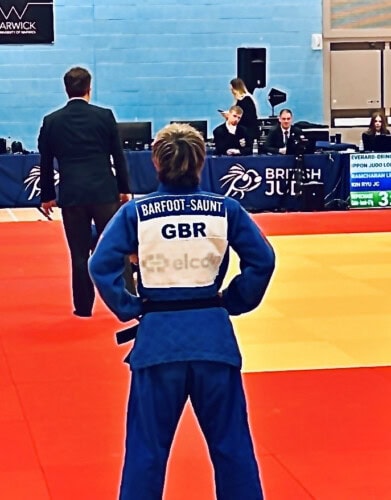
[119, 193, 131, 204]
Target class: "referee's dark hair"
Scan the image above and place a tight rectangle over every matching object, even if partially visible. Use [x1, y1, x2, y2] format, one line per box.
[64, 67, 91, 98]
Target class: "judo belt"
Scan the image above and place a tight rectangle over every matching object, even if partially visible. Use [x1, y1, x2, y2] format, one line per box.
[115, 296, 223, 345]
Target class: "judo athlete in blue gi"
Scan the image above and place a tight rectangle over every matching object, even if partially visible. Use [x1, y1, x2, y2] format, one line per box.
[89, 123, 275, 499]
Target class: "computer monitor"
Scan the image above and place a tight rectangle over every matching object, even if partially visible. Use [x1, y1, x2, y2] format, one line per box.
[362, 133, 391, 153]
[285, 129, 329, 156]
[301, 129, 330, 154]
[169, 120, 208, 141]
[374, 134, 391, 152]
[117, 121, 152, 150]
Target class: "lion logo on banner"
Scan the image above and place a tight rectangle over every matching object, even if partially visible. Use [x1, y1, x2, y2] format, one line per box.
[24, 165, 59, 201]
[219, 163, 262, 199]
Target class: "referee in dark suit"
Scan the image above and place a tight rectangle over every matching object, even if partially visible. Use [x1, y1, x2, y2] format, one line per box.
[264, 108, 303, 155]
[38, 66, 132, 317]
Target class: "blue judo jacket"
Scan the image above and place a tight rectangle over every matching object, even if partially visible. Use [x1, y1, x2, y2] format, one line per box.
[89, 184, 275, 369]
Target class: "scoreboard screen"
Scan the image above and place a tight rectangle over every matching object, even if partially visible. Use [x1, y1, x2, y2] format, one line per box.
[349, 153, 391, 209]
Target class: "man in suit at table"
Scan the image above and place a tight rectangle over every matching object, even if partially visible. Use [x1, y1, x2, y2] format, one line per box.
[38, 66, 133, 317]
[213, 105, 252, 156]
[264, 108, 303, 155]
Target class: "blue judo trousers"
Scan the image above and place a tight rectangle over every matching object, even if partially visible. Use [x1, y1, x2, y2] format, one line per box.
[120, 361, 262, 500]
[89, 184, 275, 499]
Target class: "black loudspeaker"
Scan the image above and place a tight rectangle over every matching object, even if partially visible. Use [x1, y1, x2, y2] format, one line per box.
[237, 47, 266, 93]
[301, 182, 325, 211]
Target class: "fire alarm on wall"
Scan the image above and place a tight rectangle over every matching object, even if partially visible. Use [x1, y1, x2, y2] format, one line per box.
[311, 33, 323, 51]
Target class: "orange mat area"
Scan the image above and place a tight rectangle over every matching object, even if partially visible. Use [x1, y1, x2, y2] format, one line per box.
[0, 215, 390, 499]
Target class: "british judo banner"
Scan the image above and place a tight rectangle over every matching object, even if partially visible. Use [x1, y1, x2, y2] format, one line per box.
[0, 0, 54, 44]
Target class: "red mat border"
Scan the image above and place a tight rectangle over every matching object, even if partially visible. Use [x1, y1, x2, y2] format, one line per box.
[253, 208, 391, 236]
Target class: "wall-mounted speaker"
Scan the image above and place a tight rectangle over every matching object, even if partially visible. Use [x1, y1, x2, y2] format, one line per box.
[237, 47, 267, 94]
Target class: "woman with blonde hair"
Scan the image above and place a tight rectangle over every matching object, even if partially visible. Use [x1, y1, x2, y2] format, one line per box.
[228, 77, 259, 141]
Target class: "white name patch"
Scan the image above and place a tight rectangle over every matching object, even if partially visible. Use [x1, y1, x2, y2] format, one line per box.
[138, 214, 228, 288]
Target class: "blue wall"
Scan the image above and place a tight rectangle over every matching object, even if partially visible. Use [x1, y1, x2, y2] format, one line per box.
[0, 0, 323, 151]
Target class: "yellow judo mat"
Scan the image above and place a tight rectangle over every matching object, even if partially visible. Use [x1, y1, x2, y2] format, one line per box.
[230, 232, 391, 373]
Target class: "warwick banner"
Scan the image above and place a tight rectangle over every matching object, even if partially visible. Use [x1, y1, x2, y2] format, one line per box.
[0, 0, 54, 44]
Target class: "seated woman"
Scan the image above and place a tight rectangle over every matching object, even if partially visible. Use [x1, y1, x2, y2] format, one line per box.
[364, 111, 390, 136]
[362, 111, 390, 151]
